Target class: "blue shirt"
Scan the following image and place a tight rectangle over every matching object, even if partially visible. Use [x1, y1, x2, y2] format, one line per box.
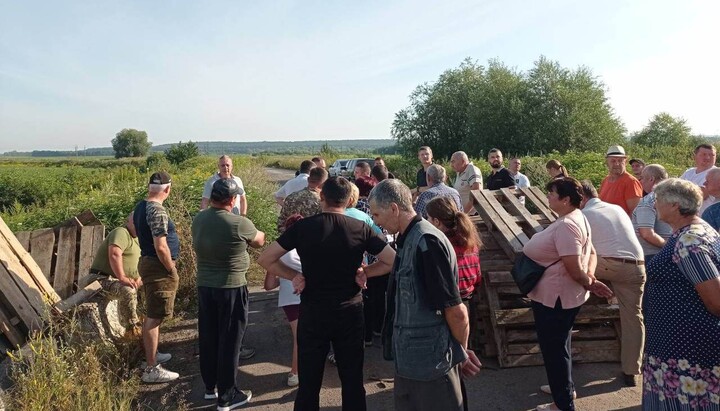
[701, 202, 720, 231]
[414, 183, 463, 219]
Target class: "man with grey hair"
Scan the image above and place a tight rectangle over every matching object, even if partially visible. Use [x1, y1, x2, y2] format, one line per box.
[362, 179, 481, 411]
[701, 168, 720, 230]
[632, 164, 672, 261]
[201, 155, 247, 216]
[414, 164, 462, 219]
[580, 180, 645, 387]
[133, 171, 180, 383]
[450, 151, 482, 213]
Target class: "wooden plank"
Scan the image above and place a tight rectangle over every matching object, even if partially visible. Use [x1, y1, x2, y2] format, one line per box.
[29, 228, 55, 281]
[521, 187, 557, 223]
[92, 225, 105, 255]
[76, 226, 97, 289]
[499, 188, 544, 234]
[478, 190, 529, 252]
[15, 231, 30, 251]
[503, 340, 620, 367]
[0, 218, 60, 303]
[471, 190, 503, 231]
[54, 281, 102, 313]
[53, 226, 77, 299]
[0, 260, 43, 332]
[486, 271, 515, 284]
[0, 303, 24, 347]
[483, 279, 510, 366]
[495, 304, 620, 326]
[506, 326, 617, 343]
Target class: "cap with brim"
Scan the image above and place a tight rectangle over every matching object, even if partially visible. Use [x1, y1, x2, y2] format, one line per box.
[629, 158, 645, 166]
[606, 145, 627, 157]
[211, 178, 244, 201]
[149, 171, 172, 185]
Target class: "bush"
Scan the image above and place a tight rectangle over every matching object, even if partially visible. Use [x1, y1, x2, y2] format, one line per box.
[164, 141, 200, 165]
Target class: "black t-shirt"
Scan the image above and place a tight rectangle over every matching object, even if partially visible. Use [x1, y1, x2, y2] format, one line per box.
[416, 167, 429, 187]
[395, 216, 462, 310]
[277, 212, 387, 305]
[486, 167, 515, 190]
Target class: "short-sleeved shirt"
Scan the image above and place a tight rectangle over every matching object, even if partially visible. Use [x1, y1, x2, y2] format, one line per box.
[632, 192, 673, 256]
[582, 198, 643, 260]
[395, 216, 462, 310]
[202, 173, 245, 215]
[414, 183, 463, 219]
[681, 166, 718, 214]
[486, 167, 515, 190]
[454, 162, 483, 207]
[277, 188, 321, 233]
[524, 209, 590, 309]
[511, 172, 530, 188]
[134, 200, 180, 259]
[276, 212, 387, 305]
[599, 172, 643, 215]
[192, 207, 258, 288]
[275, 173, 309, 199]
[278, 250, 302, 307]
[90, 227, 140, 279]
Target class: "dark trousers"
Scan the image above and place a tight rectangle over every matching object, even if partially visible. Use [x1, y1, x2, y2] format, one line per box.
[532, 299, 580, 411]
[295, 301, 366, 411]
[363, 274, 388, 341]
[198, 286, 249, 398]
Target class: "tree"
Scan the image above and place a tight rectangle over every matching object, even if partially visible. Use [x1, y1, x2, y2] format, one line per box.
[165, 141, 200, 165]
[111, 129, 152, 158]
[631, 113, 691, 146]
[391, 56, 626, 158]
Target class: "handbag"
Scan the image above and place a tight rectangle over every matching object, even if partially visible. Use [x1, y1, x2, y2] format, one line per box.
[512, 214, 591, 295]
[511, 253, 560, 295]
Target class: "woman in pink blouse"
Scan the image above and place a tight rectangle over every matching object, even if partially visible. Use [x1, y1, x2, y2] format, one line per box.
[524, 177, 612, 411]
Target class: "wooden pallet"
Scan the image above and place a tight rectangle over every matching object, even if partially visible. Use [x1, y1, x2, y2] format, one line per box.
[469, 187, 621, 367]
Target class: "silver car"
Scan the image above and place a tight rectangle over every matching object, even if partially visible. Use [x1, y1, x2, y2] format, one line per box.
[328, 159, 349, 177]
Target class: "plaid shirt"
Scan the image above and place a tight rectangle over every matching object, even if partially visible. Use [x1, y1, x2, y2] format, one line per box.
[454, 244, 481, 299]
[414, 183, 463, 219]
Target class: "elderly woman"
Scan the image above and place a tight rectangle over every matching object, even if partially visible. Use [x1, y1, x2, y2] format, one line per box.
[631, 164, 672, 263]
[523, 177, 612, 411]
[642, 178, 720, 410]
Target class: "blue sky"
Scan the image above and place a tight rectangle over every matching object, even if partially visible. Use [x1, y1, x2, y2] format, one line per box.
[1, 0, 718, 152]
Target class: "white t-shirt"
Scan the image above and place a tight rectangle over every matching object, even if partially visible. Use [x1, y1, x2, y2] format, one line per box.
[278, 250, 302, 307]
[582, 198, 644, 260]
[275, 174, 309, 199]
[202, 173, 245, 215]
[680, 166, 717, 214]
[512, 172, 530, 188]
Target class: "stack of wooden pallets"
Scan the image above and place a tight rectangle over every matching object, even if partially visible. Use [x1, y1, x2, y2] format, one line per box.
[0, 211, 106, 355]
[468, 187, 621, 368]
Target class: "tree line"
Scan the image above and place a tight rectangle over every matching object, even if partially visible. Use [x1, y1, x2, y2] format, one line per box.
[391, 56, 705, 159]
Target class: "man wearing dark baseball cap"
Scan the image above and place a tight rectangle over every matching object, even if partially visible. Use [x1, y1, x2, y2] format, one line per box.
[133, 171, 180, 383]
[192, 178, 265, 409]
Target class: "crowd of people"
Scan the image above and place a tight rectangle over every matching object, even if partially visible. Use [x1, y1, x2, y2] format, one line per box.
[88, 145, 719, 411]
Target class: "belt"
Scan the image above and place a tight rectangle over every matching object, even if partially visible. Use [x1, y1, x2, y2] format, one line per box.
[604, 256, 644, 265]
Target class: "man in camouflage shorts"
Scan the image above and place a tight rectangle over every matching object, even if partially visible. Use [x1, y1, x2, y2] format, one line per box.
[277, 167, 328, 233]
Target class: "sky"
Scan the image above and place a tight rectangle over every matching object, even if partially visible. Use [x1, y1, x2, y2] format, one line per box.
[1, 0, 718, 152]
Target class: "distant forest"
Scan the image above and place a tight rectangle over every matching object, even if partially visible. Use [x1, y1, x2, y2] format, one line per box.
[2, 139, 399, 157]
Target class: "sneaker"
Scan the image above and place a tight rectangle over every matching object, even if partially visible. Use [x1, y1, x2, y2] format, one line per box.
[364, 340, 373, 347]
[217, 389, 252, 411]
[539, 385, 577, 399]
[238, 346, 256, 360]
[327, 353, 336, 365]
[205, 388, 218, 400]
[141, 364, 179, 384]
[140, 351, 172, 368]
[287, 373, 299, 387]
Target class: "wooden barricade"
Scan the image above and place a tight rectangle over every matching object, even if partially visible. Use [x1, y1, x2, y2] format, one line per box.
[469, 187, 621, 367]
[0, 212, 106, 353]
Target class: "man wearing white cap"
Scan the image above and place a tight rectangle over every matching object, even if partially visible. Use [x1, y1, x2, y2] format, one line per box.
[599, 145, 643, 215]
